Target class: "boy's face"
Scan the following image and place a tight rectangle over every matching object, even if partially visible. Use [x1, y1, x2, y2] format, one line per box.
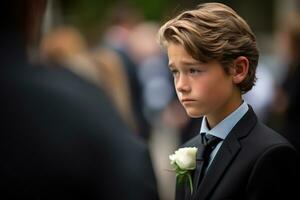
[167, 43, 241, 121]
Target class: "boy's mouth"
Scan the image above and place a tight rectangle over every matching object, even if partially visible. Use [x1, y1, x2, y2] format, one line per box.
[181, 98, 196, 103]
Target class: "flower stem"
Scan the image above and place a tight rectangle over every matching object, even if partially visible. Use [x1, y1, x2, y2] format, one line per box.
[188, 173, 193, 194]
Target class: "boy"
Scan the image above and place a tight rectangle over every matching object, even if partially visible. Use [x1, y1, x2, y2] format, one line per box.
[158, 2, 300, 200]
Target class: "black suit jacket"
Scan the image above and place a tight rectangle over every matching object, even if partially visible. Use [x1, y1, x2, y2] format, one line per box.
[176, 107, 300, 200]
[0, 39, 159, 199]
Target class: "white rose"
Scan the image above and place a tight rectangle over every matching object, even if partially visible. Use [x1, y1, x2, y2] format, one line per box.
[169, 147, 198, 170]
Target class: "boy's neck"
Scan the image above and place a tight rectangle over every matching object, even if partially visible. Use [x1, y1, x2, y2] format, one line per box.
[206, 95, 243, 129]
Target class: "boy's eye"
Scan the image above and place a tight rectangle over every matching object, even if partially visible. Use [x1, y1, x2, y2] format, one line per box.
[170, 69, 179, 76]
[189, 68, 201, 74]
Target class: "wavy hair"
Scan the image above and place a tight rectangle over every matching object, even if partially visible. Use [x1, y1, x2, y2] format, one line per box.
[158, 3, 259, 93]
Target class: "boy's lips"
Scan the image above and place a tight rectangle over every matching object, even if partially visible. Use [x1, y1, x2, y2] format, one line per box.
[181, 98, 196, 103]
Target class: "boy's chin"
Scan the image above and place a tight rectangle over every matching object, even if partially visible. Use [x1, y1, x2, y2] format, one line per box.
[185, 110, 204, 118]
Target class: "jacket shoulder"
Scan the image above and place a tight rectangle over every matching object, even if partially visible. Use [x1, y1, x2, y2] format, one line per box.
[253, 122, 294, 148]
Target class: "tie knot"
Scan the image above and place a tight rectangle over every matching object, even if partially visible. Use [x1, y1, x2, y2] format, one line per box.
[201, 132, 221, 147]
[197, 133, 222, 161]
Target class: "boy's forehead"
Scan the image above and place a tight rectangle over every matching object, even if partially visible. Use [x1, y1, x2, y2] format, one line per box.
[167, 43, 201, 65]
[167, 43, 191, 58]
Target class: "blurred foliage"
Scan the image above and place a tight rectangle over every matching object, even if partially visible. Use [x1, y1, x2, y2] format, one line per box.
[58, 0, 174, 42]
[57, 0, 275, 44]
[59, 0, 173, 30]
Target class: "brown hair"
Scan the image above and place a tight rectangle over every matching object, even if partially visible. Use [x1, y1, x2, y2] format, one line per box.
[158, 2, 259, 93]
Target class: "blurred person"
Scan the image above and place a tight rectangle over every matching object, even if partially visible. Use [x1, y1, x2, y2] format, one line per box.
[0, 0, 159, 199]
[40, 25, 138, 134]
[127, 22, 174, 126]
[91, 47, 139, 135]
[270, 14, 300, 153]
[101, 6, 151, 141]
[102, 3, 142, 52]
[40, 25, 129, 126]
[40, 25, 102, 87]
[158, 2, 300, 200]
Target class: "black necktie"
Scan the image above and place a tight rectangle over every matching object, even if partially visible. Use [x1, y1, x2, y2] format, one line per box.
[193, 133, 221, 191]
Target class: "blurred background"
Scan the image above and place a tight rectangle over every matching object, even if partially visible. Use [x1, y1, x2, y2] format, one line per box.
[38, 0, 300, 199]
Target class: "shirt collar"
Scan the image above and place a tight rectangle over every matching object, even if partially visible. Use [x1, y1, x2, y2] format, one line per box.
[200, 101, 249, 140]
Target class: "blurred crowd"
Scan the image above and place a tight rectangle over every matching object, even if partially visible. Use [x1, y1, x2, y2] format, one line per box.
[38, 4, 203, 198]
[2, 0, 300, 200]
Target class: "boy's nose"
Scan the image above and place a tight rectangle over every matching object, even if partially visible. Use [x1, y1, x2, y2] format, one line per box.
[176, 75, 190, 93]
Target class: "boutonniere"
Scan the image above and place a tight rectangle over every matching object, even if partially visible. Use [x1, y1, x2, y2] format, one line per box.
[169, 147, 198, 194]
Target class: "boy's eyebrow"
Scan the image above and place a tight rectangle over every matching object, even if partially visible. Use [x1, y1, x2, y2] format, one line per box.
[168, 60, 201, 68]
[182, 61, 201, 66]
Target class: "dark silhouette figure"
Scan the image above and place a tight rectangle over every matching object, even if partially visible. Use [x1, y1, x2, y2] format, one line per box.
[0, 1, 159, 199]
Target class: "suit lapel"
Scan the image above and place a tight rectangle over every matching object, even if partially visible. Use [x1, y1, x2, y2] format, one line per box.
[194, 133, 240, 199]
[194, 106, 257, 200]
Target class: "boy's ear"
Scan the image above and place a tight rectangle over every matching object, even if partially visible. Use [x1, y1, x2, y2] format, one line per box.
[231, 56, 249, 84]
